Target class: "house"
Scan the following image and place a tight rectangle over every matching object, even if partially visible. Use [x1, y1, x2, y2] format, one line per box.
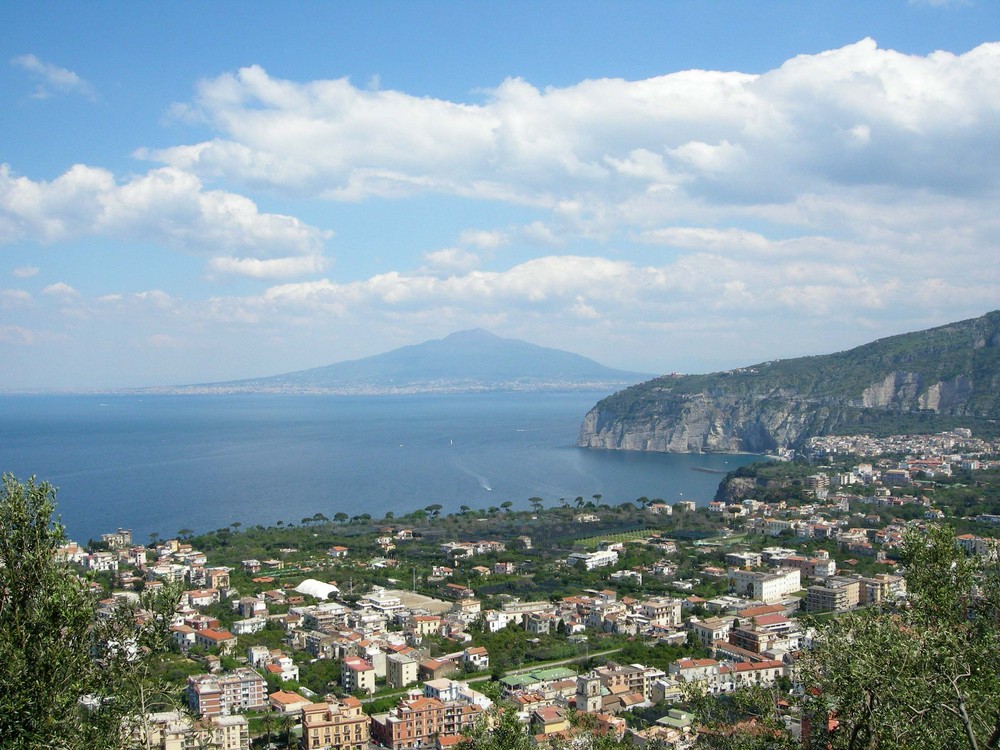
[442, 583, 475, 600]
[420, 658, 458, 682]
[170, 624, 197, 652]
[409, 615, 443, 637]
[269, 689, 311, 715]
[531, 706, 570, 736]
[327, 545, 349, 558]
[462, 646, 489, 671]
[194, 628, 237, 655]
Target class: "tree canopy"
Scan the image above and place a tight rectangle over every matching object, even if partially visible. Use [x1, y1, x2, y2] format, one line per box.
[0, 474, 177, 750]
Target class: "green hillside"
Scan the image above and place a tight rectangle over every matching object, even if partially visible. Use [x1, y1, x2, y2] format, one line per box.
[580, 310, 1000, 452]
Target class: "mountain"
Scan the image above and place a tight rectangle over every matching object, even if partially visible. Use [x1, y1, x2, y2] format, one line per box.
[176, 329, 648, 395]
[578, 310, 1000, 454]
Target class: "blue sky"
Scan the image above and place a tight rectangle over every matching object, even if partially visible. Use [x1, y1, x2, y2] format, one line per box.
[2, 1, 999, 389]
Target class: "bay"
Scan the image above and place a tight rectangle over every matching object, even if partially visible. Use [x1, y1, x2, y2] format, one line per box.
[0, 392, 762, 544]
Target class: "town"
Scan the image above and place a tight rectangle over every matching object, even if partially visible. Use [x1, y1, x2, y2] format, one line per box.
[53, 428, 1000, 749]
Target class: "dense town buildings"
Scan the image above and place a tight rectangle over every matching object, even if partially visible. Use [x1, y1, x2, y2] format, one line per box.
[53, 426, 1000, 748]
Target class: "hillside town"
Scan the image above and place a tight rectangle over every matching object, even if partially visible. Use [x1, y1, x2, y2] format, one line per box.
[52, 428, 1000, 749]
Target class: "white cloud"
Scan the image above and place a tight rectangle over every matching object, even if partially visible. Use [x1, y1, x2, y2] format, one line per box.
[421, 248, 481, 276]
[41, 282, 79, 298]
[147, 42, 1000, 209]
[207, 254, 328, 279]
[458, 229, 508, 249]
[12, 266, 39, 278]
[0, 164, 331, 279]
[10, 54, 96, 100]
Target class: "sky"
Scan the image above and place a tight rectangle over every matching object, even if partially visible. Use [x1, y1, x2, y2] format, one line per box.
[2, 1, 999, 389]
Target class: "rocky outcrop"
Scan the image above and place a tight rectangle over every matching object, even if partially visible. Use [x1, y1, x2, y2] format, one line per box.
[578, 393, 823, 453]
[579, 311, 1000, 453]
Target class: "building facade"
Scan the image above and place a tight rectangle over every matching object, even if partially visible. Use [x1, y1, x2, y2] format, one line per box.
[301, 696, 370, 750]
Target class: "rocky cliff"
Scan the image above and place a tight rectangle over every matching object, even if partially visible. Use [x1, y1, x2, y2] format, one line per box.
[578, 310, 1000, 453]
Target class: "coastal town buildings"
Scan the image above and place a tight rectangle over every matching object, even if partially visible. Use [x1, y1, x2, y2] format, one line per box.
[301, 696, 370, 750]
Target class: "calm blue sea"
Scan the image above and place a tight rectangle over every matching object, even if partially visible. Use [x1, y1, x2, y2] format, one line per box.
[0, 392, 762, 544]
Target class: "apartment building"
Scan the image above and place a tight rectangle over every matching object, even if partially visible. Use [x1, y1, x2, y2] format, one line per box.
[370, 694, 484, 749]
[805, 577, 861, 614]
[301, 696, 370, 750]
[186, 668, 267, 717]
[342, 656, 377, 695]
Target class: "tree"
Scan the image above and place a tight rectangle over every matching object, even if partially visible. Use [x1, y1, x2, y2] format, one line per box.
[457, 705, 534, 750]
[797, 525, 1000, 750]
[529, 497, 544, 513]
[0, 474, 178, 749]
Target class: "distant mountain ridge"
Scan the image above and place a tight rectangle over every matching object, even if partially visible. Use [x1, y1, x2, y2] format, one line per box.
[578, 310, 1000, 454]
[171, 329, 647, 395]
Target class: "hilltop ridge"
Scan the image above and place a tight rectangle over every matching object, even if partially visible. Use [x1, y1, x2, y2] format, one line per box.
[579, 310, 1000, 453]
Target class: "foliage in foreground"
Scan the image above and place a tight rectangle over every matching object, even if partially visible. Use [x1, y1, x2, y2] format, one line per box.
[0, 474, 178, 750]
[797, 524, 1000, 750]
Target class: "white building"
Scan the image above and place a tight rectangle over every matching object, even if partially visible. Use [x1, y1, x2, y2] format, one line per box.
[567, 549, 619, 570]
[727, 568, 801, 603]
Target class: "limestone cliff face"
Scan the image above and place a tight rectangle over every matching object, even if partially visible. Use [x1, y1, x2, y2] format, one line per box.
[578, 311, 1000, 453]
[578, 392, 824, 453]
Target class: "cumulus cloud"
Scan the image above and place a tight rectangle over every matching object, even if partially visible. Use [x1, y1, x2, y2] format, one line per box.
[0, 164, 330, 279]
[145, 41, 1000, 209]
[6, 39, 1000, 385]
[10, 54, 96, 100]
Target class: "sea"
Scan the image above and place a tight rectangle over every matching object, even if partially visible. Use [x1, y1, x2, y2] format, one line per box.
[0, 391, 763, 545]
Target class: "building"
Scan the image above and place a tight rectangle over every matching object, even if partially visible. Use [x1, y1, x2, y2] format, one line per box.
[342, 656, 377, 695]
[387, 652, 420, 690]
[727, 568, 801, 603]
[370, 693, 483, 750]
[691, 617, 736, 648]
[805, 577, 862, 613]
[135, 711, 250, 750]
[463, 646, 490, 671]
[724, 551, 762, 569]
[194, 628, 238, 655]
[269, 690, 311, 715]
[638, 597, 683, 627]
[567, 549, 619, 570]
[301, 696, 370, 750]
[186, 669, 267, 717]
